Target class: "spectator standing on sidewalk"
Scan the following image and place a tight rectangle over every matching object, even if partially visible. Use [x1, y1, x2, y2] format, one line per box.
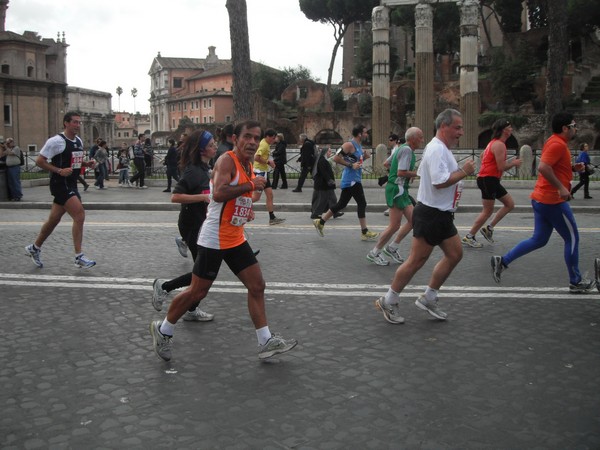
[375, 109, 475, 324]
[117, 147, 131, 187]
[491, 112, 596, 294]
[313, 125, 378, 241]
[272, 133, 288, 189]
[293, 134, 316, 192]
[367, 127, 423, 266]
[129, 134, 147, 189]
[163, 138, 180, 193]
[93, 140, 109, 190]
[570, 142, 592, 199]
[252, 128, 285, 225]
[4, 137, 23, 201]
[25, 111, 96, 269]
[149, 120, 297, 361]
[462, 119, 521, 248]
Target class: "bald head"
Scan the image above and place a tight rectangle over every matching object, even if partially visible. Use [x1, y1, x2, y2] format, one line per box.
[405, 127, 424, 150]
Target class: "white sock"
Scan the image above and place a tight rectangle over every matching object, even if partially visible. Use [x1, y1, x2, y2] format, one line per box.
[384, 288, 401, 305]
[387, 242, 399, 250]
[424, 286, 438, 302]
[159, 318, 175, 336]
[75, 252, 83, 259]
[256, 326, 271, 346]
[487, 224, 494, 230]
[370, 246, 381, 255]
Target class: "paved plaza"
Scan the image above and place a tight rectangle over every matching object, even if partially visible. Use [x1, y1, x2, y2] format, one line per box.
[1, 182, 599, 449]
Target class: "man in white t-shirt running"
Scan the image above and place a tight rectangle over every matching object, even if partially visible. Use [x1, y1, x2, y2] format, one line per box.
[375, 109, 475, 324]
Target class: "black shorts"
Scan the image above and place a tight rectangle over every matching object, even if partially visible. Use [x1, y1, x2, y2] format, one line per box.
[193, 241, 258, 280]
[477, 176, 508, 200]
[253, 170, 272, 189]
[50, 181, 81, 206]
[412, 203, 457, 246]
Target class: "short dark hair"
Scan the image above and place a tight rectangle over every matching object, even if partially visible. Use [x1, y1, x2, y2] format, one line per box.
[388, 133, 399, 142]
[551, 112, 574, 134]
[63, 111, 80, 126]
[264, 128, 277, 138]
[352, 125, 366, 137]
[234, 120, 261, 137]
[168, 138, 176, 146]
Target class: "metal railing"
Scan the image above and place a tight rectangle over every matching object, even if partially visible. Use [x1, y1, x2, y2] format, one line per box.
[19, 148, 600, 181]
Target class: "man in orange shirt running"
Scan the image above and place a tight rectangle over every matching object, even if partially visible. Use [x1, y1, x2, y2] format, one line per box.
[491, 112, 596, 294]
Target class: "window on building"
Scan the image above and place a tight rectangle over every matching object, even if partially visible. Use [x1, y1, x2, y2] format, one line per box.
[28, 145, 37, 153]
[27, 66, 34, 77]
[203, 117, 207, 124]
[173, 78, 183, 89]
[208, 99, 212, 108]
[4, 104, 12, 125]
[117, 132, 121, 137]
[1, 65, 9, 74]
[124, 132, 130, 137]
[195, 101, 199, 109]
[195, 117, 199, 124]
[225, 115, 231, 122]
[183, 102, 187, 111]
[299, 87, 308, 99]
[173, 119, 176, 128]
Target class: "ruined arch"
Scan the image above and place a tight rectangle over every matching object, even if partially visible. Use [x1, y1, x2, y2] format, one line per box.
[314, 129, 343, 147]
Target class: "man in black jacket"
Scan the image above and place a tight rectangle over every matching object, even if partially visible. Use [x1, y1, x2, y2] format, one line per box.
[293, 133, 316, 192]
[272, 133, 288, 189]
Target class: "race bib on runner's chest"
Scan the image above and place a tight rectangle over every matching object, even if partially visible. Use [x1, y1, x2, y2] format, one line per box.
[230, 196, 252, 227]
[71, 151, 84, 169]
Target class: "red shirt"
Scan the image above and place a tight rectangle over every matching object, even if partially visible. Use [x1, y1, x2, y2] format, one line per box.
[531, 134, 573, 205]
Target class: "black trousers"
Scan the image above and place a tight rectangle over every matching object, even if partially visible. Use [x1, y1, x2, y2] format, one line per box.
[296, 166, 311, 189]
[272, 161, 287, 188]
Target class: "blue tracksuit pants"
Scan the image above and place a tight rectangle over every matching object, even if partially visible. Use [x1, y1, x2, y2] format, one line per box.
[502, 200, 582, 285]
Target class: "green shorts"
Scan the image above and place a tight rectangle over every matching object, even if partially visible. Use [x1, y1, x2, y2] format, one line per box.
[385, 183, 412, 209]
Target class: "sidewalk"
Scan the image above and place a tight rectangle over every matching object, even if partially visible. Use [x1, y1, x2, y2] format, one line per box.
[2, 178, 600, 213]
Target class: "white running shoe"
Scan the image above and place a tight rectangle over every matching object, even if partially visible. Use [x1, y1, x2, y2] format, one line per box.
[175, 237, 188, 258]
[74, 254, 96, 269]
[182, 308, 215, 322]
[25, 244, 43, 268]
[366, 250, 389, 266]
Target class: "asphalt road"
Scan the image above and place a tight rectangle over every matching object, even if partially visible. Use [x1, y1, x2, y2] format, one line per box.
[1, 185, 599, 449]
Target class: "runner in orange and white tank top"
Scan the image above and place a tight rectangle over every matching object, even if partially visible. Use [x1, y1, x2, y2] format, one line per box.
[149, 120, 297, 362]
[199, 150, 254, 249]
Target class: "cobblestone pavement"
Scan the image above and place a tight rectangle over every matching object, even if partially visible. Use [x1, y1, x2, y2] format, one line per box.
[1, 192, 599, 448]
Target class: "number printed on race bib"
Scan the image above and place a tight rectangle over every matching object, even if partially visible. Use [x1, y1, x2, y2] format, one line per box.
[230, 196, 252, 227]
[71, 151, 84, 169]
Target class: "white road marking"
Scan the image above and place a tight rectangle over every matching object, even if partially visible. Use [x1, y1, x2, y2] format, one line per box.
[1, 273, 597, 300]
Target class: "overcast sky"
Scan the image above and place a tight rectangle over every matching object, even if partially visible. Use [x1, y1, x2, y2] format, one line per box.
[7, 0, 344, 114]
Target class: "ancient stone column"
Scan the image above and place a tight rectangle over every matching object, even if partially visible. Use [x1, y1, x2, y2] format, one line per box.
[371, 6, 390, 172]
[415, 3, 434, 140]
[459, 0, 480, 148]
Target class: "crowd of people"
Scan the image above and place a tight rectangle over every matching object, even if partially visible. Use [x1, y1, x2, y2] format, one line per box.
[20, 110, 600, 362]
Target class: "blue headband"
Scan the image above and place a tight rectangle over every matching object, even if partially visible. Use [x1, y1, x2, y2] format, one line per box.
[199, 130, 213, 151]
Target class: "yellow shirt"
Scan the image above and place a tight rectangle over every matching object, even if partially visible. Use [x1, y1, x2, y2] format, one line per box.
[253, 138, 270, 172]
